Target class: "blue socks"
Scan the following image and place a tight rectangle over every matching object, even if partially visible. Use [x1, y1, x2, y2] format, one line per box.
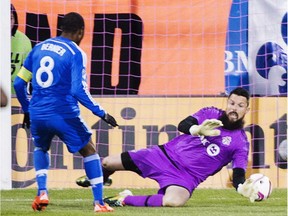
[34, 149, 104, 205]
[34, 148, 49, 196]
[83, 154, 104, 205]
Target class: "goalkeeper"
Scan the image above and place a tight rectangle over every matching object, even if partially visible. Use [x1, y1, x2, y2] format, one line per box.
[77, 87, 257, 206]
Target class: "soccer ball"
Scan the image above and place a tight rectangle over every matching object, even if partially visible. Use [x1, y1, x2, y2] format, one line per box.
[249, 173, 272, 201]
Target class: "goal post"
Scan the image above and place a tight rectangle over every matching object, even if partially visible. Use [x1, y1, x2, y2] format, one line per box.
[0, 0, 12, 190]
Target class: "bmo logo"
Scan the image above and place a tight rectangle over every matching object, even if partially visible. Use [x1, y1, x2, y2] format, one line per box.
[255, 13, 287, 95]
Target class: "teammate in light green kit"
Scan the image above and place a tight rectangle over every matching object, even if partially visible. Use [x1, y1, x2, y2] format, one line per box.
[11, 4, 32, 94]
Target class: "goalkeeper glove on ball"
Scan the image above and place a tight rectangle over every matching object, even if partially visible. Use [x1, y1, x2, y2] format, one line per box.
[237, 178, 259, 203]
[189, 119, 223, 136]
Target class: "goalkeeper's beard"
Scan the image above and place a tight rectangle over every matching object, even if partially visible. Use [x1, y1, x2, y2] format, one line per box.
[219, 112, 245, 130]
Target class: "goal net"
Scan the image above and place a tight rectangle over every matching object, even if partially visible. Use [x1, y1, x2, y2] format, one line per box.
[8, 0, 287, 190]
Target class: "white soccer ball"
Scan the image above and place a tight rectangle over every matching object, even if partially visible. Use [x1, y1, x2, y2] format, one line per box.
[278, 140, 287, 161]
[249, 173, 272, 201]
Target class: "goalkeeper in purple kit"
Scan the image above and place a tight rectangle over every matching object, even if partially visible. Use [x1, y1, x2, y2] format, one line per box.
[77, 87, 258, 207]
[14, 12, 117, 213]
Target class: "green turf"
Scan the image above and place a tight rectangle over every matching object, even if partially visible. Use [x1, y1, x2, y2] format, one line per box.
[0, 188, 287, 216]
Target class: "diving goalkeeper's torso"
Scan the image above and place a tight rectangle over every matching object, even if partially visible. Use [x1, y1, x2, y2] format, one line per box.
[164, 106, 249, 185]
[18, 36, 105, 120]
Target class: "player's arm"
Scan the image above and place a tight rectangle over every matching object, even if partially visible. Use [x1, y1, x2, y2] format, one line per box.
[178, 116, 199, 134]
[72, 80, 118, 127]
[14, 66, 32, 128]
[232, 168, 245, 189]
[14, 66, 31, 113]
[178, 115, 223, 136]
[71, 53, 118, 127]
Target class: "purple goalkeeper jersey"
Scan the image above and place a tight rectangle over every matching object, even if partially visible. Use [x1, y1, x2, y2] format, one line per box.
[163, 106, 249, 186]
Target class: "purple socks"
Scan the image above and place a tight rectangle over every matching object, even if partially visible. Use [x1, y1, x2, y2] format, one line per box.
[124, 194, 163, 207]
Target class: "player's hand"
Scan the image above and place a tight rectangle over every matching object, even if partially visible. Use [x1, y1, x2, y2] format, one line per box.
[22, 112, 30, 129]
[237, 178, 259, 203]
[189, 119, 223, 136]
[102, 113, 118, 127]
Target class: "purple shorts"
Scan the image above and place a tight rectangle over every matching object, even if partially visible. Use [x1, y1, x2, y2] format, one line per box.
[126, 145, 197, 195]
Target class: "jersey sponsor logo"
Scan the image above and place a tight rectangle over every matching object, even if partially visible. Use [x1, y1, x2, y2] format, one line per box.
[206, 144, 220, 156]
[222, 136, 232, 146]
[200, 136, 221, 156]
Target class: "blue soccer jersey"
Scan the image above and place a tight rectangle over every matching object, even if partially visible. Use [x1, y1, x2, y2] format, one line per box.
[17, 36, 105, 120]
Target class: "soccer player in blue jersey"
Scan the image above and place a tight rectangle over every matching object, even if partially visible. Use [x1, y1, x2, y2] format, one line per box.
[14, 12, 117, 213]
[77, 87, 258, 207]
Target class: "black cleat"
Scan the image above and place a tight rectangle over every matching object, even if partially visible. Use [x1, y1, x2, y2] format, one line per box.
[76, 175, 112, 187]
[76, 175, 90, 187]
[104, 178, 113, 186]
[104, 190, 133, 207]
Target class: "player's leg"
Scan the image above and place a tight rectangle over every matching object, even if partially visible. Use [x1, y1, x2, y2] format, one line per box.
[58, 117, 113, 212]
[78, 141, 113, 212]
[162, 185, 190, 207]
[76, 163, 115, 188]
[105, 147, 191, 207]
[101, 151, 142, 184]
[104, 149, 166, 207]
[101, 155, 123, 183]
[103, 152, 161, 207]
[79, 140, 103, 203]
[120, 186, 190, 207]
[76, 153, 124, 188]
[30, 120, 52, 211]
[102, 154, 125, 170]
[34, 147, 50, 196]
[78, 149, 149, 190]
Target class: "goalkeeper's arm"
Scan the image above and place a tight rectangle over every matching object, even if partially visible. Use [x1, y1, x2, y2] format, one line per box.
[178, 116, 223, 136]
[232, 168, 245, 189]
[178, 116, 199, 134]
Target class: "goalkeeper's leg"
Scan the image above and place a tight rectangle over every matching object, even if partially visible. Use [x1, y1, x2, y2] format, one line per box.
[103, 166, 115, 183]
[105, 186, 190, 207]
[76, 165, 114, 187]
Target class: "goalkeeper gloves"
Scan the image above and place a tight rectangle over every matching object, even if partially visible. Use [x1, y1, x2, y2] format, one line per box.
[102, 113, 118, 127]
[189, 119, 223, 136]
[22, 112, 30, 129]
[237, 178, 259, 202]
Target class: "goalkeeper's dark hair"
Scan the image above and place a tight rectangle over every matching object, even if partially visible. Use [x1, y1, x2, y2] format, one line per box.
[11, 4, 18, 36]
[60, 12, 84, 33]
[229, 87, 250, 106]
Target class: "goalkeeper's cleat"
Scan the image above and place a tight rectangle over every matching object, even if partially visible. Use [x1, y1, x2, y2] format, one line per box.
[76, 175, 91, 187]
[104, 189, 133, 207]
[104, 178, 113, 186]
[94, 203, 114, 212]
[31, 192, 49, 211]
[76, 175, 113, 187]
